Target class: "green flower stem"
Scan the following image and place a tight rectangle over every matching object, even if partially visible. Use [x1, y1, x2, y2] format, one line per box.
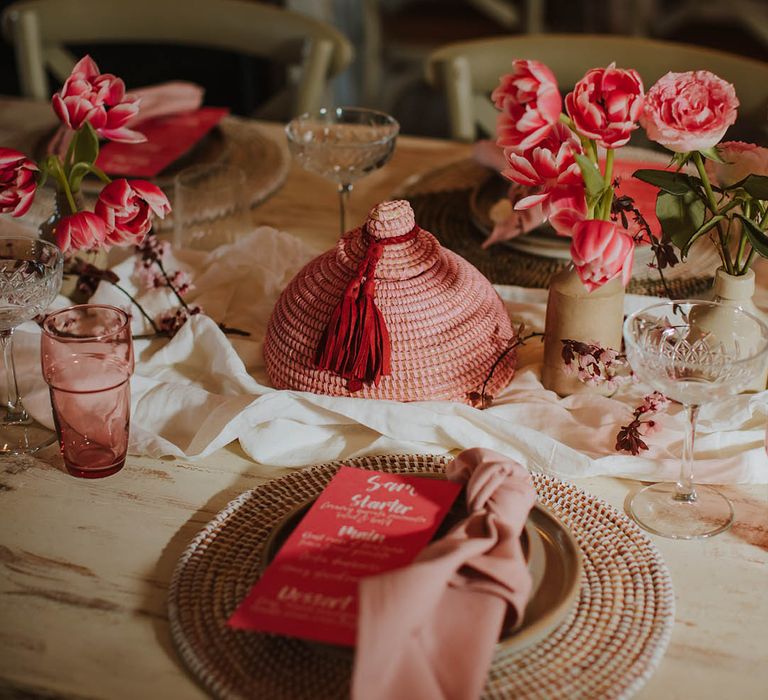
[50, 156, 78, 214]
[693, 151, 733, 274]
[64, 130, 78, 173]
[588, 140, 598, 167]
[735, 200, 754, 273]
[743, 247, 758, 271]
[558, 113, 576, 131]
[89, 164, 112, 184]
[601, 148, 615, 220]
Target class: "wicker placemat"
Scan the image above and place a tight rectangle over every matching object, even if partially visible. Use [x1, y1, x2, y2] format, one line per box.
[168, 455, 674, 700]
[397, 159, 716, 297]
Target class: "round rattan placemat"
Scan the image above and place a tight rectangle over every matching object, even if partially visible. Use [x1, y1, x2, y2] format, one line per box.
[396, 159, 717, 297]
[168, 455, 674, 700]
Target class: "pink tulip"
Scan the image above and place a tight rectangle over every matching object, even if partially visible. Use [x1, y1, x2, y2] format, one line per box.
[544, 185, 587, 236]
[95, 179, 171, 246]
[640, 70, 738, 153]
[494, 59, 562, 152]
[54, 211, 108, 254]
[52, 55, 146, 143]
[0, 148, 37, 217]
[501, 122, 583, 209]
[571, 219, 634, 291]
[566, 64, 644, 149]
[705, 141, 768, 187]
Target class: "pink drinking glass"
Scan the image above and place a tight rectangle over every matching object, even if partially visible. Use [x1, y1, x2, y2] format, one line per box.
[41, 305, 134, 478]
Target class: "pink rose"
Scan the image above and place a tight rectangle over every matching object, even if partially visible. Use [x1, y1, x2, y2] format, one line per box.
[52, 56, 146, 143]
[544, 185, 587, 236]
[95, 179, 171, 246]
[640, 70, 738, 153]
[502, 122, 583, 209]
[0, 148, 37, 217]
[571, 219, 634, 291]
[494, 59, 562, 152]
[54, 212, 108, 254]
[705, 141, 768, 187]
[565, 64, 644, 149]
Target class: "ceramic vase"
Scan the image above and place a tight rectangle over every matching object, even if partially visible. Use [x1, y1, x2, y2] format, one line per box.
[38, 191, 108, 303]
[541, 266, 625, 396]
[704, 267, 768, 391]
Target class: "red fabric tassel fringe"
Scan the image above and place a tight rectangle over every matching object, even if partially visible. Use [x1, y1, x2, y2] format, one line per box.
[316, 226, 418, 390]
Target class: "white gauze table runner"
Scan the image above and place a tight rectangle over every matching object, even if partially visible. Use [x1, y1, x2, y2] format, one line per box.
[7, 222, 768, 482]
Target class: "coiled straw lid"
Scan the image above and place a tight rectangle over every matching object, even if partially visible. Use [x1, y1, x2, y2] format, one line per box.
[264, 200, 516, 403]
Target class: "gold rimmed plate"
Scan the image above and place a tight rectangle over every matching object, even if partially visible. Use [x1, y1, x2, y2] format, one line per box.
[260, 473, 582, 657]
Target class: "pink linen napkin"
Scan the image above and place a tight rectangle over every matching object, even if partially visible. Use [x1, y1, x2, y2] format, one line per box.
[352, 447, 536, 700]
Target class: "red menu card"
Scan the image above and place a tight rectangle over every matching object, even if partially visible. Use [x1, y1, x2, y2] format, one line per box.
[96, 107, 229, 178]
[228, 466, 462, 646]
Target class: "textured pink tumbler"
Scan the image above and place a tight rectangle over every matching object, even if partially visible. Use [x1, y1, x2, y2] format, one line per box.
[41, 305, 134, 478]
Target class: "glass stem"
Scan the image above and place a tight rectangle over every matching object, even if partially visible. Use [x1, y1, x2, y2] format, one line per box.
[675, 404, 699, 502]
[0, 329, 29, 425]
[338, 183, 353, 236]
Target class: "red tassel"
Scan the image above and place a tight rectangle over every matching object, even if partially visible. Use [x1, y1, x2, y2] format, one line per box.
[316, 226, 418, 391]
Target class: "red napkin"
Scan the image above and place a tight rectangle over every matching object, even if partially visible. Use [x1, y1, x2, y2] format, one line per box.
[96, 105, 228, 178]
[352, 447, 536, 700]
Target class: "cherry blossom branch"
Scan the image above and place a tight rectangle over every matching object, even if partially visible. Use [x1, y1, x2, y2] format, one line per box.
[615, 391, 670, 454]
[469, 327, 544, 408]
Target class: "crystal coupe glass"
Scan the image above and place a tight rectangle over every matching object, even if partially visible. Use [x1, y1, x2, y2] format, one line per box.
[623, 300, 768, 539]
[0, 237, 63, 454]
[285, 107, 399, 236]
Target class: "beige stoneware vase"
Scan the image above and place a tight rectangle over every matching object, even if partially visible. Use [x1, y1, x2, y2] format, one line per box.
[541, 267, 625, 396]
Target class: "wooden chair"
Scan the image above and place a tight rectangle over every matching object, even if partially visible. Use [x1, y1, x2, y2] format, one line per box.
[1, 0, 354, 117]
[425, 34, 768, 141]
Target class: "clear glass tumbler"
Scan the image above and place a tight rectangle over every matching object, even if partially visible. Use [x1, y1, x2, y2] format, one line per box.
[173, 162, 249, 251]
[41, 305, 134, 478]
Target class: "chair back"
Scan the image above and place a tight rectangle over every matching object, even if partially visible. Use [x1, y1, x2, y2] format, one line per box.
[425, 34, 768, 141]
[2, 0, 354, 116]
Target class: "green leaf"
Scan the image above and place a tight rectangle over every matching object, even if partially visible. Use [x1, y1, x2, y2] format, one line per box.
[680, 214, 725, 258]
[574, 153, 606, 199]
[656, 190, 706, 254]
[72, 122, 99, 167]
[742, 174, 768, 201]
[699, 146, 725, 163]
[633, 168, 699, 196]
[737, 214, 768, 258]
[69, 162, 91, 193]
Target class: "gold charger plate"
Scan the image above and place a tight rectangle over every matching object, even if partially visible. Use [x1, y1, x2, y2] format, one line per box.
[261, 475, 581, 657]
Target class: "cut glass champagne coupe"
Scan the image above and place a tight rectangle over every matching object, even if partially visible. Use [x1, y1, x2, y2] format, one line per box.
[285, 107, 399, 236]
[623, 300, 768, 539]
[0, 237, 63, 454]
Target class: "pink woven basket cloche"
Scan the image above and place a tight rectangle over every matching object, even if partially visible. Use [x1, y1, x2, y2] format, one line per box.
[264, 200, 517, 403]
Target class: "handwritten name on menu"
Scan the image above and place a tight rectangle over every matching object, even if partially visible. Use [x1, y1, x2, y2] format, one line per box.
[228, 466, 461, 646]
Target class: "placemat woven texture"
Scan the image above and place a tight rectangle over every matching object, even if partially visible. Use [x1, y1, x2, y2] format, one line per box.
[168, 455, 674, 700]
[397, 159, 715, 297]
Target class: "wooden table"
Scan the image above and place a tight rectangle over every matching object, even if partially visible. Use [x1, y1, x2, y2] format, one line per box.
[0, 111, 767, 699]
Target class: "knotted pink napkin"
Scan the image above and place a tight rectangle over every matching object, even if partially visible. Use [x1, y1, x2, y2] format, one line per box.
[352, 447, 536, 700]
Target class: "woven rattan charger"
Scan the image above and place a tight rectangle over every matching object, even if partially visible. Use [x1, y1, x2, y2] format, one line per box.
[397, 159, 716, 297]
[169, 455, 674, 699]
